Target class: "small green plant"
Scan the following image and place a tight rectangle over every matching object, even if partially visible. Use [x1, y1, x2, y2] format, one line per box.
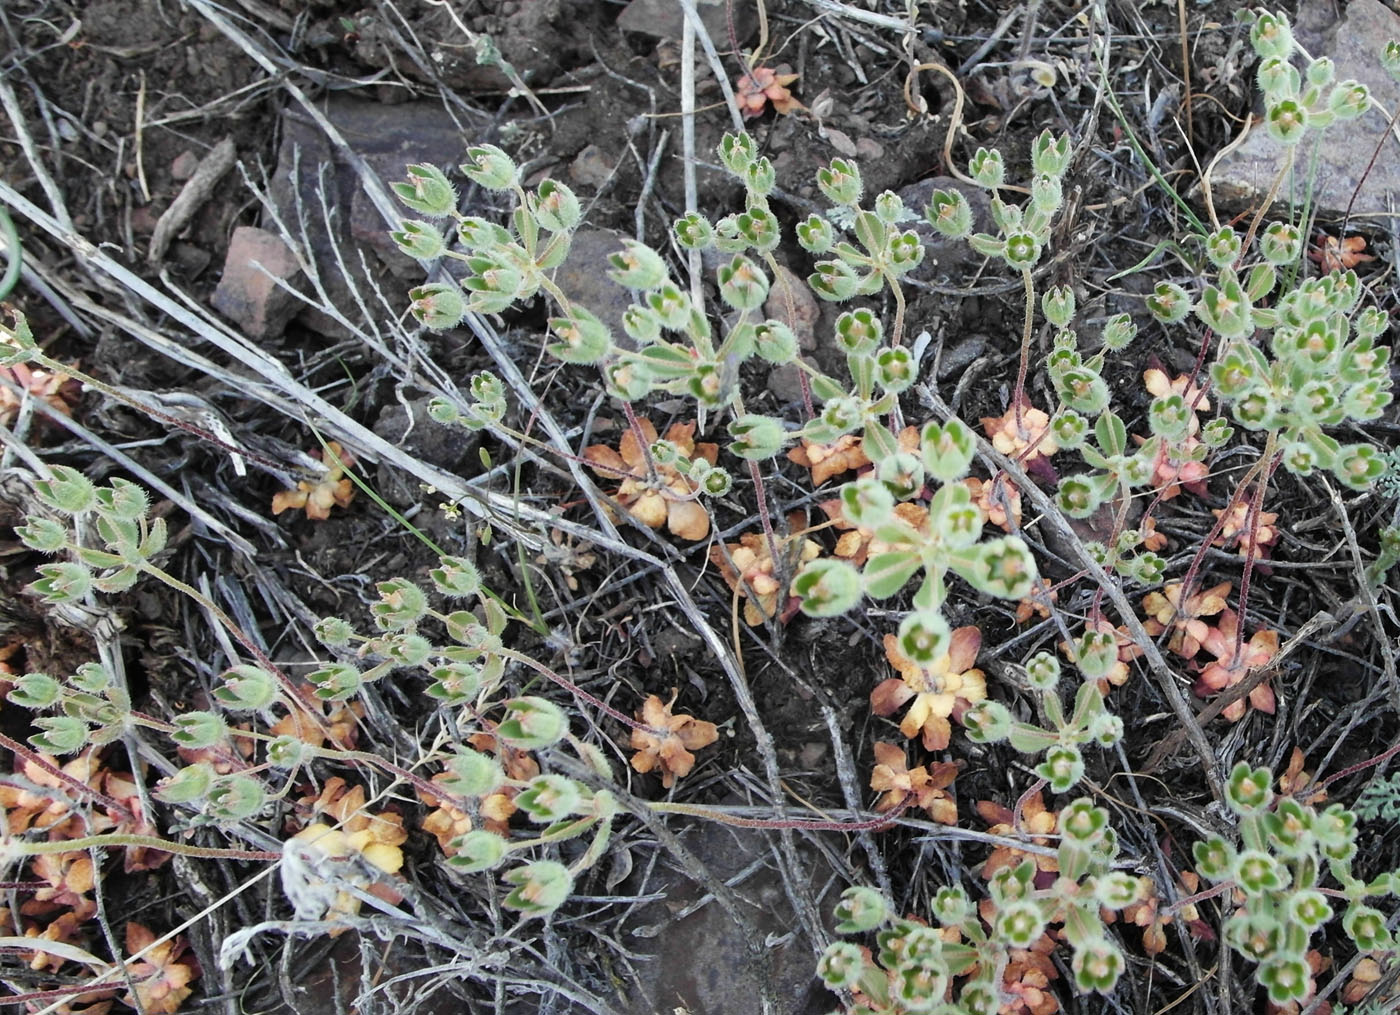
[9, 4, 1399, 1011]
[1192, 761, 1400, 1004]
[393, 129, 1046, 644]
[818, 797, 1142, 1010]
[1355, 770, 1400, 823]
[963, 650, 1123, 793]
[10, 457, 627, 917]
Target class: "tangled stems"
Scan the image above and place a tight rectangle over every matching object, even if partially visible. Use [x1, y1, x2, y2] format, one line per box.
[129, 558, 339, 746]
[650, 798, 911, 832]
[12, 341, 281, 472]
[1, 832, 278, 864]
[1174, 428, 1281, 660]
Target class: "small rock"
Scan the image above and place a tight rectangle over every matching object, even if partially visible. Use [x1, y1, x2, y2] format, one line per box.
[372, 396, 479, 507]
[1208, 0, 1400, 218]
[651, 626, 700, 659]
[343, 110, 467, 280]
[616, 0, 753, 43]
[266, 96, 476, 337]
[620, 812, 834, 1015]
[935, 334, 989, 380]
[550, 228, 636, 348]
[897, 176, 993, 282]
[568, 144, 615, 190]
[767, 359, 815, 405]
[855, 137, 886, 161]
[170, 150, 200, 181]
[211, 226, 304, 339]
[169, 241, 211, 278]
[129, 204, 160, 236]
[822, 127, 858, 157]
[762, 264, 819, 351]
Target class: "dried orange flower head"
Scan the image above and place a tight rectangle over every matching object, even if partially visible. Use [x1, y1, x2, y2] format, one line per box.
[869, 741, 959, 823]
[272, 441, 356, 521]
[1195, 608, 1280, 721]
[1309, 232, 1374, 272]
[872, 625, 986, 751]
[1143, 367, 1211, 417]
[1212, 503, 1278, 559]
[964, 475, 1022, 532]
[736, 64, 802, 119]
[584, 418, 717, 541]
[0, 362, 81, 428]
[630, 692, 719, 788]
[1141, 580, 1231, 660]
[298, 777, 406, 874]
[977, 790, 1059, 878]
[1014, 576, 1057, 624]
[710, 519, 822, 625]
[1142, 435, 1209, 499]
[981, 401, 1058, 463]
[787, 435, 870, 486]
[122, 922, 198, 1015]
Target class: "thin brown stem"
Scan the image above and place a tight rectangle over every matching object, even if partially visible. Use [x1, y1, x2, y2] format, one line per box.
[1013, 267, 1035, 433]
[748, 458, 783, 581]
[10, 832, 277, 861]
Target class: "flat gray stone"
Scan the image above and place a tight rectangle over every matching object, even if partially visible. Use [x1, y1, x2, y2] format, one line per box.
[549, 228, 637, 347]
[568, 143, 616, 190]
[267, 96, 486, 337]
[1208, 0, 1400, 218]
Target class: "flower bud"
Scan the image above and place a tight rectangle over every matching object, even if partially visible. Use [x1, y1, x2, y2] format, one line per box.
[171, 710, 228, 749]
[498, 696, 568, 749]
[727, 413, 786, 460]
[392, 163, 457, 216]
[157, 763, 215, 803]
[968, 147, 1005, 188]
[460, 144, 518, 191]
[390, 220, 446, 260]
[548, 307, 612, 364]
[214, 665, 279, 712]
[533, 179, 580, 232]
[409, 283, 467, 330]
[925, 188, 972, 238]
[816, 158, 862, 205]
[447, 830, 508, 873]
[607, 240, 668, 290]
[503, 859, 574, 914]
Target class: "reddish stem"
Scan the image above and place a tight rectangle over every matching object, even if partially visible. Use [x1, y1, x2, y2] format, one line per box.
[0, 731, 134, 821]
[1164, 877, 1234, 915]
